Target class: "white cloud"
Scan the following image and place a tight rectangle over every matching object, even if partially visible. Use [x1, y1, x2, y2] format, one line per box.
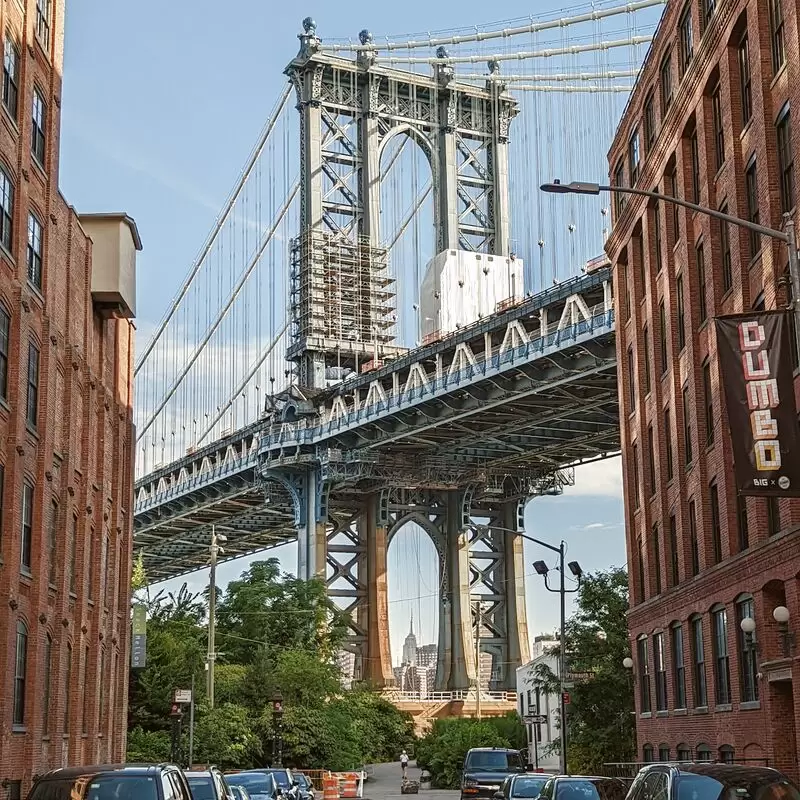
[564, 456, 623, 498]
[585, 522, 605, 529]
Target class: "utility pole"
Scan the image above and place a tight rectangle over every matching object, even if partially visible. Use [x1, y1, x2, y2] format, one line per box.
[475, 600, 482, 721]
[207, 526, 226, 709]
[558, 542, 568, 775]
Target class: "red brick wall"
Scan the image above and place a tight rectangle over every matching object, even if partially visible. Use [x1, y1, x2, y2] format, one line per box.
[0, 0, 134, 787]
[606, 0, 800, 776]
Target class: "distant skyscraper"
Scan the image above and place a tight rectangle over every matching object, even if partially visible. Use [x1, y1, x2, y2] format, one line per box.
[402, 614, 419, 665]
[417, 643, 438, 668]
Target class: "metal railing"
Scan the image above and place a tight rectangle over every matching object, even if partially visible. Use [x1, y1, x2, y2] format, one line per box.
[381, 688, 517, 702]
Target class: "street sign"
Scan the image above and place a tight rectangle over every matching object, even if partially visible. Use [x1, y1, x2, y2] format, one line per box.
[174, 689, 193, 704]
[565, 671, 596, 682]
[523, 714, 548, 725]
[131, 604, 147, 669]
[562, 691, 571, 705]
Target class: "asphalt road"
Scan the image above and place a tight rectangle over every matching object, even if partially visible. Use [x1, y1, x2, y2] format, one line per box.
[364, 762, 458, 800]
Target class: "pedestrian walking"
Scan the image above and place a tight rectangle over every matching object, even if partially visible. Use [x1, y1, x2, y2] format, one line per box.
[400, 750, 409, 780]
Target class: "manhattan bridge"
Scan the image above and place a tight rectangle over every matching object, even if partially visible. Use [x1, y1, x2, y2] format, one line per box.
[133, 0, 663, 694]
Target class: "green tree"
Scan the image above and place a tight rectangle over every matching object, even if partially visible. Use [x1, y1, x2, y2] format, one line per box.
[193, 703, 263, 770]
[126, 727, 171, 762]
[272, 649, 342, 708]
[529, 566, 635, 773]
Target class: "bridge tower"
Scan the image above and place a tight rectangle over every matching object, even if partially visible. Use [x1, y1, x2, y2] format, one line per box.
[277, 18, 528, 690]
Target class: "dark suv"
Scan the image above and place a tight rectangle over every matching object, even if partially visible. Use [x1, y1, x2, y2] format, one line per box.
[626, 763, 800, 800]
[461, 748, 527, 800]
[28, 764, 193, 800]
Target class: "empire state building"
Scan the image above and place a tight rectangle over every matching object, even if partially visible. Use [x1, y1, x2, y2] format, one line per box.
[402, 615, 418, 665]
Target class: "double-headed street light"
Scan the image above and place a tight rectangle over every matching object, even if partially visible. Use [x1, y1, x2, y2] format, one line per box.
[469, 524, 582, 775]
[540, 180, 800, 355]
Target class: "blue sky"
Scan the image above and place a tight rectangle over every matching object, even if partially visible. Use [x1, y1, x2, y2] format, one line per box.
[58, 1, 634, 664]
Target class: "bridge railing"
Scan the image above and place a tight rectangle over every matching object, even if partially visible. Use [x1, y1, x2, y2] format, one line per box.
[381, 689, 518, 703]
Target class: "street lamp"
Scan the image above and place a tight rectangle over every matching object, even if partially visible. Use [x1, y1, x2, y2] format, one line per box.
[540, 179, 800, 356]
[622, 656, 634, 670]
[207, 526, 228, 709]
[468, 524, 581, 775]
[272, 690, 284, 767]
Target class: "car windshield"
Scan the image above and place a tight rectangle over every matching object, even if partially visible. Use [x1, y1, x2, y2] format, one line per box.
[31, 776, 159, 800]
[677, 774, 800, 800]
[466, 752, 524, 771]
[227, 775, 274, 796]
[268, 773, 291, 789]
[556, 779, 626, 800]
[511, 778, 548, 798]
[187, 778, 217, 800]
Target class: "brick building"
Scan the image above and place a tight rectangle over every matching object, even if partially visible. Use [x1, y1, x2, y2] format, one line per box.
[605, 0, 800, 778]
[0, 0, 139, 791]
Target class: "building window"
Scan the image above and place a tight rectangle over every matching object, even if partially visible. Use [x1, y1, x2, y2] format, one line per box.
[644, 92, 656, 152]
[745, 157, 760, 258]
[710, 480, 722, 564]
[31, 88, 46, 166]
[659, 745, 670, 761]
[63, 642, 72, 733]
[697, 745, 713, 762]
[643, 325, 651, 394]
[777, 105, 795, 214]
[35, 0, 51, 47]
[683, 385, 693, 464]
[0, 305, 9, 400]
[638, 637, 651, 713]
[712, 607, 731, 705]
[692, 615, 708, 707]
[82, 645, 90, 734]
[636, 533, 646, 601]
[737, 496, 749, 551]
[703, 361, 714, 445]
[689, 499, 700, 576]
[42, 634, 52, 734]
[677, 744, 692, 761]
[767, 496, 781, 536]
[3, 38, 19, 119]
[711, 85, 724, 172]
[737, 596, 758, 703]
[660, 53, 673, 115]
[27, 212, 43, 288]
[643, 744, 654, 763]
[697, 242, 707, 322]
[654, 632, 667, 710]
[673, 623, 686, 708]
[99, 646, 106, 719]
[26, 341, 40, 428]
[719, 745, 735, 764]
[87, 529, 94, 600]
[21, 481, 33, 572]
[629, 129, 640, 185]
[652, 204, 663, 273]
[68, 515, 77, 593]
[0, 463, 4, 539]
[677, 275, 686, 351]
[633, 442, 641, 510]
[739, 33, 752, 127]
[668, 166, 680, 239]
[627, 346, 635, 412]
[13, 619, 28, 726]
[48, 500, 58, 584]
[613, 159, 626, 219]
[689, 128, 700, 203]
[769, 0, 785, 75]
[665, 408, 674, 481]
[669, 513, 679, 585]
[653, 522, 662, 595]
[720, 206, 732, 291]
[648, 425, 657, 497]
[679, 5, 693, 75]
[0, 165, 14, 251]
[701, 0, 716, 32]
[659, 300, 668, 375]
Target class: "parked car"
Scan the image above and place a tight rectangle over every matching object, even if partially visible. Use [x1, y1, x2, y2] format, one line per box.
[293, 774, 315, 800]
[461, 747, 528, 800]
[536, 776, 628, 800]
[225, 772, 282, 800]
[495, 774, 550, 800]
[263, 770, 300, 800]
[27, 764, 193, 800]
[230, 788, 252, 800]
[626, 763, 800, 800]
[185, 769, 236, 800]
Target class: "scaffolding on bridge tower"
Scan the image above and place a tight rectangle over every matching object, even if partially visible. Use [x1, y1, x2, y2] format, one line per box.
[132, 0, 666, 696]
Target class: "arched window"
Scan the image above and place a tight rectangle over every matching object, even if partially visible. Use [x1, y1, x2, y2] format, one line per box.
[42, 633, 52, 734]
[643, 744, 654, 762]
[735, 594, 758, 703]
[0, 164, 14, 250]
[658, 744, 670, 761]
[13, 620, 28, 726]
[719, 745, 735, 764]
[677, 743, 691, 761]
[696, 744, 712, 762]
